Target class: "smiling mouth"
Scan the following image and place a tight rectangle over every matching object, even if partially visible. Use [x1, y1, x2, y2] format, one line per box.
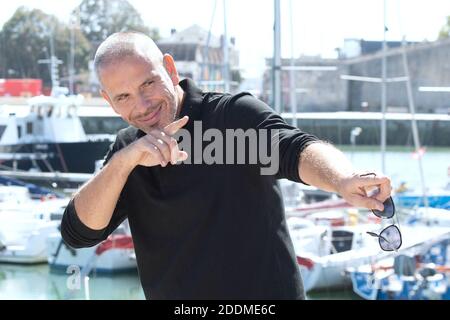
[138, 105, 162, 125]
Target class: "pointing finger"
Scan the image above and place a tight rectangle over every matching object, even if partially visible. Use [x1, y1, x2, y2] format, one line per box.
[164, 116, 189, 135]
[177, 151, 188, 162]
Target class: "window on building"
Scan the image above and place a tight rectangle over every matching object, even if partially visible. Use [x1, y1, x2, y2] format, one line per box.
[26, 122, 33, 134]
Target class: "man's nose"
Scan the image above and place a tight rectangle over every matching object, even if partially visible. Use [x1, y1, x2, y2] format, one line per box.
[135, 94, 152, 113]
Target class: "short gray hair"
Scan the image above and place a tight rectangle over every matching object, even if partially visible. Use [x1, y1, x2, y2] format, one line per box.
[94, 32, 163, 78]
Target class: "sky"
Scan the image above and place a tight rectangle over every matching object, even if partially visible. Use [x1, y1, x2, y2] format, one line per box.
[0, 0, 449, 78]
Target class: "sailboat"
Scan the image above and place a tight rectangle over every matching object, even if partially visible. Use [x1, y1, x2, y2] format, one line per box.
[347, 0, 450, 299]
[0, 93, 113, 174]
[0, 185, 68, 264]
[350, 231, 450, 300]
[46, 221, 137, 274]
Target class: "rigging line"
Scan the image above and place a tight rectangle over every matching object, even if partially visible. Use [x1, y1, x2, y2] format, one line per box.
[289, 0, 298, 128]
[395, 0, 405, 39]
[42, 155, 56, 172]
[55, 142, 69, 173]
[202, 0, 218, 88]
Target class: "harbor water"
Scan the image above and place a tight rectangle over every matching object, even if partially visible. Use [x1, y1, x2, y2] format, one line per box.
[0, 147, 448, 300]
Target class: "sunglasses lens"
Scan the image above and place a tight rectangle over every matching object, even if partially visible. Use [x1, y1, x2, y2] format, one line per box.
[379, 225, 402, 251]
[372, 197, 395, 218]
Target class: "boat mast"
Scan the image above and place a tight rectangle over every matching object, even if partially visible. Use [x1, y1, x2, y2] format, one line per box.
[38, 31, 62, 97]
[49, 35, 60, 95]
[289, 0, 298, 128]
[380, 0, 387, 173]
[69, 8, 80, 95]
[222, 0, 230, 93]
[202, 0, 217, 91]
[401, 37, 429, 208]
[273, 0, 282, 114]
[69, 26, 75, 95]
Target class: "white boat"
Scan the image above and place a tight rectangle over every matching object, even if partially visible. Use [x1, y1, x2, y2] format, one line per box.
[287, 217, 330, 256]
[0, 93, 113, 175]
[293, 222, 389, 292]
[294, 221, 450, 292]
[0, 185, 68, 264]
[0, 53, 114, 177]
[46, 222, 137, 274]
[0, 219, 60, 264]
[406, 207, 450, 227]
[349, 232, 450, 300]
[280, 178, 334, 209]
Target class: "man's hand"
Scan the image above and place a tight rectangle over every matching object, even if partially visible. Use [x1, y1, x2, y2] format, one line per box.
[72, 117, 189, 231]
[336, 172, 392, 211]
[118, 116, 189, 168]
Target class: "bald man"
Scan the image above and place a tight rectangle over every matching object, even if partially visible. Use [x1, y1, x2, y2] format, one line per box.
[61, 32, 392, 300]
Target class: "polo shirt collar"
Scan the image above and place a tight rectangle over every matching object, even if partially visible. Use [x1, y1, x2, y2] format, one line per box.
[178, 78, 203, 122]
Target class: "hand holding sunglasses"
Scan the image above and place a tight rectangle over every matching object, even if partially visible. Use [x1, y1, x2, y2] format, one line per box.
[360, 173, 402, 252]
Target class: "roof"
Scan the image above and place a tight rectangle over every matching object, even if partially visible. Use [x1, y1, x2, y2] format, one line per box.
[157, 43, 198, 61]
[157, 24, 223, 48]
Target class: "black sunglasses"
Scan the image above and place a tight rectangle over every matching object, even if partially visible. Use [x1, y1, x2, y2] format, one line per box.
[360, 173, 402, 252]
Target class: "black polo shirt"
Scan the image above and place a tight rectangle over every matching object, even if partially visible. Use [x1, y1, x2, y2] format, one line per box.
[61, 79, 320, 299]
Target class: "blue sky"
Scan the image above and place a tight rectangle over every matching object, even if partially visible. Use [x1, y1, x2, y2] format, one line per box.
[1, 0, 449, 77]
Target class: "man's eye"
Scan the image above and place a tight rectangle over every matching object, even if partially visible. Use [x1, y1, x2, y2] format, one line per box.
[117, 95, 128, 102]
[144, 81, 153, 87]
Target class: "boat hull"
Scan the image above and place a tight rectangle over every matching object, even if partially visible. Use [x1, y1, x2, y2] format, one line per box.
[46, 233, 137, 274]
[396, 193, 450, 210]
[0, 140, 112, 174]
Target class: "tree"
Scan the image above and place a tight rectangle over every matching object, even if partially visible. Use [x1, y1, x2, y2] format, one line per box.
[0, 7, 91, 87]
[73, 0, 159, 52]
[438, 16, 450, 39]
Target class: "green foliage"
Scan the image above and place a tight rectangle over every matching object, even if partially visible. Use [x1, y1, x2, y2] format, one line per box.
[0, 6, 91, 87]
[73, 0, 159, 50]
[0, 0, 159, 89]
[438, 16, 450, 39]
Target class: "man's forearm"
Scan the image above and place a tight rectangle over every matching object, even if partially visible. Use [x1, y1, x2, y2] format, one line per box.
[298, 142, 354, 193]
[73, 150, 135, 230]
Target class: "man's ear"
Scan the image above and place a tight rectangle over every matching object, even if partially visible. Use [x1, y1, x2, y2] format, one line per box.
[163, 54, 180, 85]
[100, 89, 119, 115]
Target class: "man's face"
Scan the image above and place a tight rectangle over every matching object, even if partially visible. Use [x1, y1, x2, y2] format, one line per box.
[99, 54, 179, 133]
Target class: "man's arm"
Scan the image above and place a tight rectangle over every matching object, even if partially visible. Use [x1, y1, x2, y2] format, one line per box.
[73, 149, 137, 230]
[72, 116, 189, 230]
[298, 142, 392, 211]
[219, 93, 391, 210]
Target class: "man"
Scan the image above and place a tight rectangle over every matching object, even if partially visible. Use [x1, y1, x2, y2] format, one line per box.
[61, 32, 391, 299]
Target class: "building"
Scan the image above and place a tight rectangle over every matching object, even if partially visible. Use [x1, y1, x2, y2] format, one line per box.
[157, 25, 240, 93]
[339, 39, 418, 59]
[344, 38, 450, 113]
[262, 37, 450, 114]
[261, 56, 347, 112]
